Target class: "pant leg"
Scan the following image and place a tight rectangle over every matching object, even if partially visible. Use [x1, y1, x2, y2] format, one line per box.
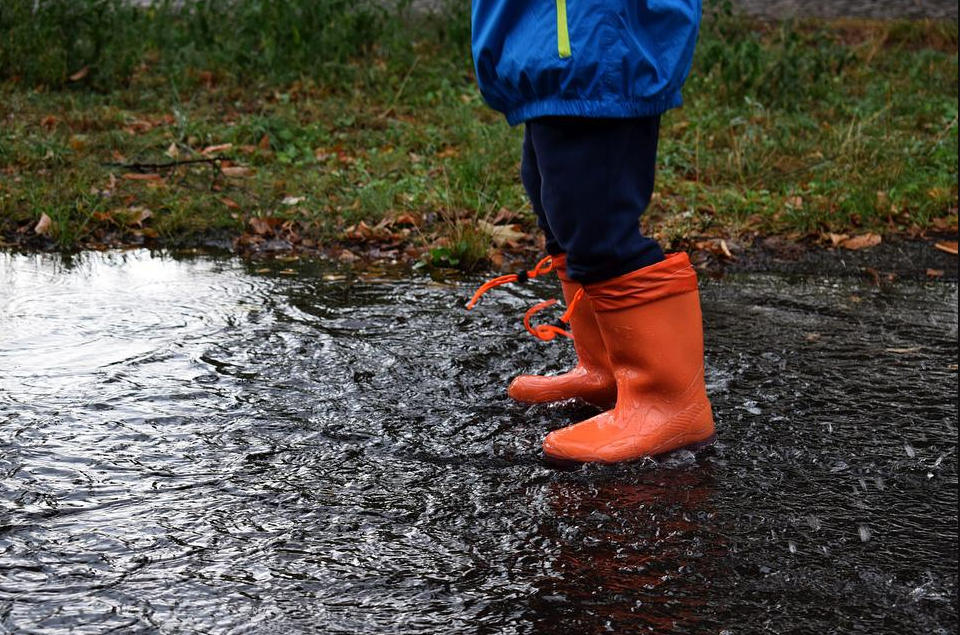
[527, 116, 664, 284]
[520, 124, 563, 256]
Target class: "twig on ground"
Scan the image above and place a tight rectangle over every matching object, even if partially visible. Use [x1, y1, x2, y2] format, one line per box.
[101, 156, 228, 172]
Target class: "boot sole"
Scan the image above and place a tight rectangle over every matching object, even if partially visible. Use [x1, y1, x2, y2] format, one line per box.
[542, 433, 718, 469]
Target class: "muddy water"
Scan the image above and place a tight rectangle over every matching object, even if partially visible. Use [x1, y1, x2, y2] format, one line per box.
[0, 250, 956, 634]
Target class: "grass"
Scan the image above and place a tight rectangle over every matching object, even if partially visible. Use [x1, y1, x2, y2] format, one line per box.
[0, 0, 956, 268]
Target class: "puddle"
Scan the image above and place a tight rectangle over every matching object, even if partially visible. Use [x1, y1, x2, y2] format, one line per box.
[1, 250, 956, 633]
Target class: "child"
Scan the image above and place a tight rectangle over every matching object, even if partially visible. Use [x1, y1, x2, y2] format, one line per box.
[471, 0, 716, 464]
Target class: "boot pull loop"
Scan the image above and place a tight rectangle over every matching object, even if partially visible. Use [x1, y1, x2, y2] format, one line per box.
[465, 255, 556, 310]
[522, 287, 584, 341]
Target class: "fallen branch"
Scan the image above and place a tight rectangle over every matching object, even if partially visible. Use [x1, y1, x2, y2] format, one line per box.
[101, 156, 228, 172]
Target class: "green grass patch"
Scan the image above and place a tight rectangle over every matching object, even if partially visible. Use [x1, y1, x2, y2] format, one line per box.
[0, 1, 956, 267]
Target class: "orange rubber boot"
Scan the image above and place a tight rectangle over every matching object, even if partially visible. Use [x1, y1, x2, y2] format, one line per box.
[542, 253, 716, 464]
[508, 255, 617, 407]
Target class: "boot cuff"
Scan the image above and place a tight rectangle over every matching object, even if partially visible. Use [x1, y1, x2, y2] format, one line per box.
[584, 252, 698, 311]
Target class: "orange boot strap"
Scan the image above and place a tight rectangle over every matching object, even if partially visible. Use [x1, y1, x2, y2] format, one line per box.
[465, 254, 556, 310]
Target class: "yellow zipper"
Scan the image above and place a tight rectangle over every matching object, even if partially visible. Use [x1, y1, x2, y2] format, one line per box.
[556, 0, 571, 59]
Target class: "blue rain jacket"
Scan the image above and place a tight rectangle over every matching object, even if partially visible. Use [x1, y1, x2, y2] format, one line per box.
[472, 0, 701, 126]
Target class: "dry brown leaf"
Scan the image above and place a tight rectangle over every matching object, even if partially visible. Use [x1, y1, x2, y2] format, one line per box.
[34, 213, 52, 235]
[437, 147, 459, 159]
[68, 66, 89, 82]
[220, 197, 241, 210]
[221, 166, 253, 178]
[719, 239, 735, 259]
[249, 217, 273, 235]
[826, 232, 849, 247]
[122, 173, 163, 181]
[258, 134, 272, 151]
[477, 220, 527, 246]
[926, 268, 945, 278]
[125, 119, 155, 134]
[165, 143, 180, 159]
[202, 143, 233, 155]
[934, 241, 958, 256]
[393, 213, 420, 227]
[840, 233, 882, 251]
[491, 207, 517, 225]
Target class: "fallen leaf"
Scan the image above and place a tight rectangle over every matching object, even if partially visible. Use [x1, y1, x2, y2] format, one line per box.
[693, 238, 736, 259]
[202, 143, 233, 155]
[125, 119, 155, 134]
[132, 207, 152, 225]
[220, 197, 241, 210]
[282, 196, 305, 206]
[826, 232, 849, 247]
[221, 166, 253, 178]
[68, 66, 89, 82]
[934, 241, 958, 256]
[393, 213, 420, 227]
[338, 249, 360, 263]
[477, 220, 528, 246]
[249, 217, 273, 235]
[437, 146, 459, 159]
[926, 268, 944, 278]
[258, 134, 272, 151]
[34, 213, 52, 235]
[165, 143, 180, 159]
[122, 173, 163, 181]
[840, 233, 882, 250]
[719, 239, 734, 259]
[491, 207, 517, 225]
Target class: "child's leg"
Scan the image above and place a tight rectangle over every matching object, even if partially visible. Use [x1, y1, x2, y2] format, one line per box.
[525, 116, 664, 284]
[508, 123, 617, 407]
[520, 125, 563, 257]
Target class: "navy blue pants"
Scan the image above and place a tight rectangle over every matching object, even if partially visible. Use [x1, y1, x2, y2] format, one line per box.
[521, 116, 664, 284]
